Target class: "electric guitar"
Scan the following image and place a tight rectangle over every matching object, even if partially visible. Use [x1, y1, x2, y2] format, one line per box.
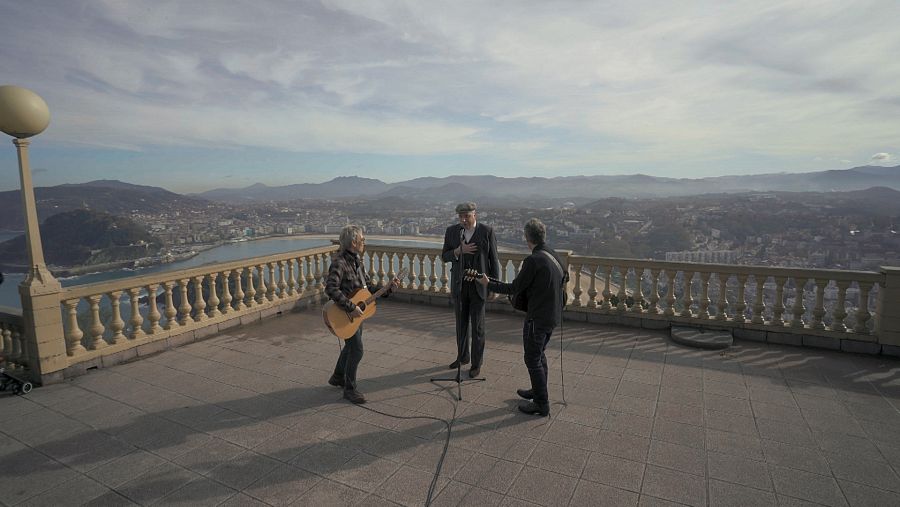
[323, 268, 407, 339]
[463, 268, 527, 311]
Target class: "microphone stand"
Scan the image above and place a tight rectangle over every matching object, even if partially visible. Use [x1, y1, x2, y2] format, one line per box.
[431, 253, 486, 401]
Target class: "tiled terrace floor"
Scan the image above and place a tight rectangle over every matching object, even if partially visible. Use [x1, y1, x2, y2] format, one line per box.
[2, 300, 900, 506]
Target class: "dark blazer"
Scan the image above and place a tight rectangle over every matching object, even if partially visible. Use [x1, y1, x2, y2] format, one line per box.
[488, 245, 566, 330]
[441, 222, 500, 300]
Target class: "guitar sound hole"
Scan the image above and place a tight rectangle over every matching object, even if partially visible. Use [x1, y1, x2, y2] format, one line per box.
[358, 302, 367, 312]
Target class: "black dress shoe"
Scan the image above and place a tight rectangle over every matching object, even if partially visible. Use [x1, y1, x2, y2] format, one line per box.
[516, 388, 534, 400]
[518, 400, 549, 416]
[449, 359, 470, 369]
[469, 367, 481, 378]
[328, 373, 344, 387]
[343, 389, 366, 404]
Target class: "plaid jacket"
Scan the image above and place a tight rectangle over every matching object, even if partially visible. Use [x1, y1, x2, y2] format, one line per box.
[325, 249, 380, 312]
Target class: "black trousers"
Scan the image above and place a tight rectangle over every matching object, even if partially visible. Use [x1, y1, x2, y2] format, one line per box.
[455, 282, 485, 368]
[334, 326, 363, 391]
[523, 319, 553, 406]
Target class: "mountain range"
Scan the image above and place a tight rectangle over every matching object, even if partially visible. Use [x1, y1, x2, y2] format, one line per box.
[0, 165, 898, 231]
[191, 165, 900, 203]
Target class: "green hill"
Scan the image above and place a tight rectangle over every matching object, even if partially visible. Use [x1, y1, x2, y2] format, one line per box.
[0, 209, 163, 269]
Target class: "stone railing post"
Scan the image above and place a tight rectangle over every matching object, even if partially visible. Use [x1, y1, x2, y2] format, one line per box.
[876, 267, 900, 348]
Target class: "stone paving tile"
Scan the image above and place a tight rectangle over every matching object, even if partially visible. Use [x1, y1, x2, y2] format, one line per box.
[243, 463, 322, 506]
[569, 479, 639, 507]
[708, 450, 771, 490]
[825, 452, 900, 493]
[603, 410, 654, 437]
[581, 452, 645, 493]
[541, 419, 601, 451]
[648, 439, 706, 477]
[206, 450, 283, 490]
[17, 474, 110, 507]
[640, 465, 706, 507]
[82, 490, 139, 506]
[86, 449, 169, 488]
[526, 441, 589, 478]
[654, 400, 703, 426]
[762, 439, 831, 475]
[838, 479, 900, 507]
[113, 461, 200, 506]
[507, 466, 578, 507]
[651, 418, 705, 449]
[769, 464, 848, 507]
[157, 476, 239, 506]
[0, 447, 79, 505]
[374, 464, 450, 507]
[708, 478, 777, 507]
[328, 452, 402, 492]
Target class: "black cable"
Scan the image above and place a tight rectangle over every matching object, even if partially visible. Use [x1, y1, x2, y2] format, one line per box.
[335, 337, 457, 506]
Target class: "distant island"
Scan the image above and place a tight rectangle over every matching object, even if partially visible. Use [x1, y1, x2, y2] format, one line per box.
[0, 209, 163, 274]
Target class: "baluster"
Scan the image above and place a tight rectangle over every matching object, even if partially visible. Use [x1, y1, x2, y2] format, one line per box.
[220, 271, 233, 314]
[191, 276, 208, 322]
[571, 263, 583, 307]
[440, 259, 450, 293]
[715, 273, 728, 321]
[316, 254, 326, 290]
[128, 288, 146, 340]
[8, 326, 21, 367]
[855, 282, 873, 334]
[733, 275, 748, 323]
[207, 273, 221, 318]
[87, 294, 107, 349]
[244, 267, 257, 308]
[106, 291, 127, 344]
[401, 254, 411, 289]
[429, 256, 439, 292]
[232, 270, 247, 311]
[587, 264, 598, 308]
[387, 252, 396, 281]
[790, 278, 806, 328]
[178, 279, 192, 325]
[680, 271, 693, 317]
[418, 255, 427, 290]
[810, 280, 826, 330]
[601, 265, 612, 311]
[266, 262, 277, 301]
[406, 255, 416, 290]
[697, 272, 711, 319]
[305, 255, 315, 292]
[146, 283, 162, 334]
[255, 265, 268, 304]
[771, 277, 786, 326]
[378, 251, 388, 286]
[617, 266, 627, 312]
[369, 250, 378, 286]
[286, 260, 296, 296]
[277, 261, 288, 299]
[631, 268, 644, 313]
[63, 298, 86, 355]
[831, 281, 849, 332]
[0, 324, 11, 366]
[647, 269, 660, 314]
[751, 275, 765, 324]
[663, 270, 676, 316]
[163, 281, 178, 329]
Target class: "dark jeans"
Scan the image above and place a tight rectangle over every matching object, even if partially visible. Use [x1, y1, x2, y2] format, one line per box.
[455, 282, 485, 367]
[523, 319, 553, 406]
[334, 326, 363, 391]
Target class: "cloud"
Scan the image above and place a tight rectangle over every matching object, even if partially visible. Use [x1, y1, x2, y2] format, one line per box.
[1, 0, 899, 180]
[871, 152, 893, 164]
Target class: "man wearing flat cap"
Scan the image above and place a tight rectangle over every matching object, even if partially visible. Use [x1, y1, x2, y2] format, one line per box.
[441, 202, 500, 377]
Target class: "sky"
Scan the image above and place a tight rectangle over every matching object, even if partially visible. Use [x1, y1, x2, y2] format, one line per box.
[1, 0, 899, 193]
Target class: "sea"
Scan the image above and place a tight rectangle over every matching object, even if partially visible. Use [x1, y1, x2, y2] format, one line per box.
[0, 235, 449, 311]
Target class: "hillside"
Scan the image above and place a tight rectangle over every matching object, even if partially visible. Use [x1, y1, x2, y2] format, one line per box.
[0, 209, 163, 269]
[0, 180, 209, 231]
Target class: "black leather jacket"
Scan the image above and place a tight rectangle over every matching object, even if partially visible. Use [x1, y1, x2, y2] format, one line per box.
[488, 244, 566, 330]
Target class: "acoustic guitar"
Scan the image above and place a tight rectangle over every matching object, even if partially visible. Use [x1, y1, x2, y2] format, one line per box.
[323, 268, 407, 339]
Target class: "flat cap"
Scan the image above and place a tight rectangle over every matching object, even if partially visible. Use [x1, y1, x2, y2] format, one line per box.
[455, 202, 477, 214]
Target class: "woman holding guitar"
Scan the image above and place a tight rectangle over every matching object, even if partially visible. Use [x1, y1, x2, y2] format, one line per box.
[325, 225, 400, 404]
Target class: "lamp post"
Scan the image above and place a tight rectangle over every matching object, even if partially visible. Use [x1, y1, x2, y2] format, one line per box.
[0, 85, 66, 383]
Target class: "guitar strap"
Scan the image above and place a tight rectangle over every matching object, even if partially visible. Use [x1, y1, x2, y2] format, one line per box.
[538, 250, 566, 281]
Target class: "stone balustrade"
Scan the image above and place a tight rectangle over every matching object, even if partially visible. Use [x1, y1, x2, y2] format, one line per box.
[57, 245, 337, 374]
[9, 243, 899, 383]
[0, 307, 26, 371]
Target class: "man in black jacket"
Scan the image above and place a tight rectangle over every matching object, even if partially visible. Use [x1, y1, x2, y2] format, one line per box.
[476, 218, 566, 416]
[441, 202, 500, 378]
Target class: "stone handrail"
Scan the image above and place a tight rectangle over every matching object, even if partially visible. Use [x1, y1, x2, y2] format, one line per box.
[59, 244, 338, 368]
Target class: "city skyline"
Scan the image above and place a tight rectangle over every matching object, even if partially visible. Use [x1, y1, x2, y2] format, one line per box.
[2, 1, 899, 193]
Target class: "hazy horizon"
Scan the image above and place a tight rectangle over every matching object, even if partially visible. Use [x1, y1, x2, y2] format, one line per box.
[2, 1, 898, 193]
